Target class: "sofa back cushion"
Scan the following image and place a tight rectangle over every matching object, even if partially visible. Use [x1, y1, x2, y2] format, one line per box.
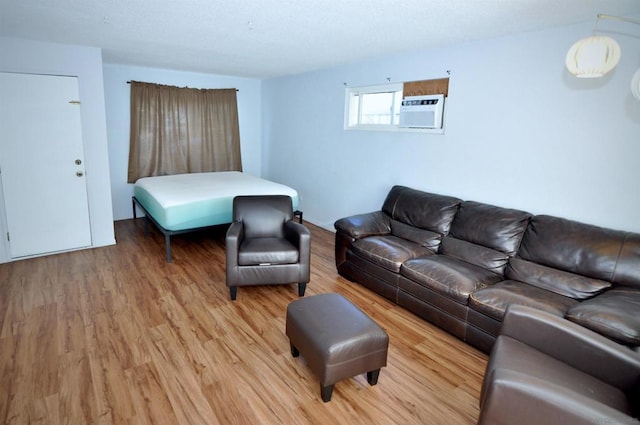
[390, 219, 441, 252]
[382, 185, 461, 235]
[612, 233, 640, 289]
[506, 257, 611, 299]
[517, 215, 637, 286]
[448, 201, 531, 255]
[440, 237, 510, 274]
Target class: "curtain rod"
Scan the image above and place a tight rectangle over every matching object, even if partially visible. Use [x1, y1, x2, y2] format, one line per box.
[126, 81, 238, 91]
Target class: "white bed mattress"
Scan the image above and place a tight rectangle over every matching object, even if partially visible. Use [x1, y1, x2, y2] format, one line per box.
[133, 171, 299, 231]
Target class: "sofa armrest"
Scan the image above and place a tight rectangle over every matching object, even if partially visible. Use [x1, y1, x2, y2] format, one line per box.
[500, 305, 640, 391]
[478, 368, 638, 425]
[334, 211, 391, 239]
[334, 211, 391, 270]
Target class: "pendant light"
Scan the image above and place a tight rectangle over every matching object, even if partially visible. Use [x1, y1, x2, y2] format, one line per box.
[631, 69, 640, 101]
[565, 35, 621, 78]
[565, 14, 640, 100]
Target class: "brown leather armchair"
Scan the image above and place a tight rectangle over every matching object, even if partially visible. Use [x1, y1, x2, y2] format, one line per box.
[478, 305, 640, 425]
[225, 195, 311, 300]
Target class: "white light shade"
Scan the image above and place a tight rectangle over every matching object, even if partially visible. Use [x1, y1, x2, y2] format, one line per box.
[632, 69, 640, 101]
[565, 36, 621, 78]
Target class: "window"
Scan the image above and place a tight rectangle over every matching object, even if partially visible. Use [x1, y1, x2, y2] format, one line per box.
[344, 78, 449, 134]
[345, 83, 403, 130]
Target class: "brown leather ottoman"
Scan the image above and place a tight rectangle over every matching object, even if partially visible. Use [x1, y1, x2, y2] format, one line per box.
[285, 293, 389, 402]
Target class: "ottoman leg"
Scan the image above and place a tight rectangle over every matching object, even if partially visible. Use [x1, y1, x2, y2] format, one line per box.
[367, 369, 381, 386]
[321, 384, 334, 403]
[290, 343, 299, 357]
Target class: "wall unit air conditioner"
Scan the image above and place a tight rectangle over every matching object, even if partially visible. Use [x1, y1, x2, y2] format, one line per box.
[398, 94, 445, 129]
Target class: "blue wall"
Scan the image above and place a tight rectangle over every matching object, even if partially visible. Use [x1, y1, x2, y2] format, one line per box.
[262, 20, 640, 233]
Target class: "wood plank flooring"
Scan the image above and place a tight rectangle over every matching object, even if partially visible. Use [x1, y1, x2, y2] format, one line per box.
[0, 219, 487, 424]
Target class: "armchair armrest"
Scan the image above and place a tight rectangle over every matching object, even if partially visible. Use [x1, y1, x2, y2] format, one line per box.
[500, 305, 640, 391]
[225, 220, 244, 269]
[284, 220, 311, 262]
[334, 211, 391, 239]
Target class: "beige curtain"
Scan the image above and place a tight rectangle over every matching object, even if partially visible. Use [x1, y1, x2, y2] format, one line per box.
[127, 81, 242, 183]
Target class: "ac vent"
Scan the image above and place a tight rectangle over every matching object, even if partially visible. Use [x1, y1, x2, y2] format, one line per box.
[399, 94, 445, 129]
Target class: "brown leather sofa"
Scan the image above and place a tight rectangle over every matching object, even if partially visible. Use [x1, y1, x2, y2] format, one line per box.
[478, 305, 640, 424]
[334, 185, 640, 353]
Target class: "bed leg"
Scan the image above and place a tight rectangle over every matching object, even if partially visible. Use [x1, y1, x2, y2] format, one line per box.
[165, 234, 172, 263]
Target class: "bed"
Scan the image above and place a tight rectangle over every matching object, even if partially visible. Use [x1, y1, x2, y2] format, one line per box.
[132, 171, 300, 262]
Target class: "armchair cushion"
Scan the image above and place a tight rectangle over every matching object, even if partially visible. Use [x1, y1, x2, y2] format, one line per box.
[238, 237, 299, 265]
[232, 195, 293, 238]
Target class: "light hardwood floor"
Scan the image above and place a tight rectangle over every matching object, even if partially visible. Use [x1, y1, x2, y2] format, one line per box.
[0, 219, 487, 425]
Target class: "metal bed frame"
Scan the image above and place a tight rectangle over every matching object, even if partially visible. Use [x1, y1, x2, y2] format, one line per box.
[132, 196, 303, 263]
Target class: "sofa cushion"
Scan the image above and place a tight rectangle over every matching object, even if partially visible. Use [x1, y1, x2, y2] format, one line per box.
[448, 201, 531, 256]
[469, 280, 578, 321]
[506, 258, 611, 300]
[440, 236, 510, 274]
[566, 288, 640, 345]
[390, 219, 441, 252]
[518, 215, 627, 282]
[401, 255, 503, 304]
[613, 233, 640, 289]
[351, 236, 433, 273]
[381, 185, 461, 234]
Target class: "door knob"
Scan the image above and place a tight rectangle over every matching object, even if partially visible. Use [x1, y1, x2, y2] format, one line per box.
[75, 159, 82, 165]
[76, 171, 84, 177]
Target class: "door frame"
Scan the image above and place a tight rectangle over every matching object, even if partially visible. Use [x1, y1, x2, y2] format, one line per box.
[0, 178, 9, 263]
[0, 71, 93, 261]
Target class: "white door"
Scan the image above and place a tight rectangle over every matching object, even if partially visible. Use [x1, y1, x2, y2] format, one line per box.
[0, 72, 91, 258]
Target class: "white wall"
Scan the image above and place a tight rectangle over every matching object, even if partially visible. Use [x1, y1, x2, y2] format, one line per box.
[103, 65, 263, 220]
[262, 21, 640, 233]
[0, 37, 116, 262]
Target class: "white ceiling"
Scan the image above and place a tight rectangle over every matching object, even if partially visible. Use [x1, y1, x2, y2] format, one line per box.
[2, 0, 640, 79]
